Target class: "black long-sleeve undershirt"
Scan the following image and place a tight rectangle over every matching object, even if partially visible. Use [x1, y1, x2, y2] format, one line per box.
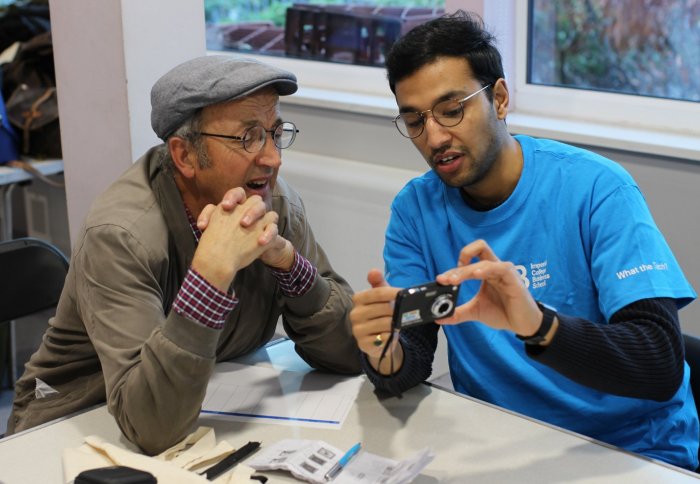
[527, 297, 684, 401]
[361, 297, 685, 402]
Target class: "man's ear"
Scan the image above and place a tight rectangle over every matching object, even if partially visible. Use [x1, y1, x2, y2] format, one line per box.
[491, 78, 510, 120]
[168, 136, 197, 179]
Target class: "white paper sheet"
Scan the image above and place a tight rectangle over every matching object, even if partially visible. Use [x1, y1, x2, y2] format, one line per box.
[200, 362, 363, 429]
[247, 439, 434, 484]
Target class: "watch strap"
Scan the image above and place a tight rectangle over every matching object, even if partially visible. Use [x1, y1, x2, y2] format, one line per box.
[517, 301, 556, 345]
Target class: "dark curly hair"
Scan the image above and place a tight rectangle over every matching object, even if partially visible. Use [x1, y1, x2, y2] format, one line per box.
[385, 10, 504, 95]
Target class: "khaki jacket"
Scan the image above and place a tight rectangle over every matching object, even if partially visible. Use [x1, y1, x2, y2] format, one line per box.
[8, 147, 360, 454]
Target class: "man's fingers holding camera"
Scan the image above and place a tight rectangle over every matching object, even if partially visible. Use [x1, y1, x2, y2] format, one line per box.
[456, 239, 500, 266]
[352, 286, 399, 307]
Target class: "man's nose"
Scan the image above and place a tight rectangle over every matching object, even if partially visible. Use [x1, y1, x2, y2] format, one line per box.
[256, 135, 282, 168]
[422, 116, 451, 149]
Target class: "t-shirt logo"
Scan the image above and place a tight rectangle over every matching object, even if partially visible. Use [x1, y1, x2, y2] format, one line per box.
[515, 260, 550, 289]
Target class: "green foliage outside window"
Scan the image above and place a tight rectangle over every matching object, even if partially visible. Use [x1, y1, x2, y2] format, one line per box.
[530, 0, 700, 102]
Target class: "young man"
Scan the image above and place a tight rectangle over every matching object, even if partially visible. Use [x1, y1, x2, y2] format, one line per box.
[350, 12, 698, 470]
[8, 55, 360, 454]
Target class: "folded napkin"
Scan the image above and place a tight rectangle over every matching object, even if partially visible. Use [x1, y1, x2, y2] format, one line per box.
[63, 426, 256, 483]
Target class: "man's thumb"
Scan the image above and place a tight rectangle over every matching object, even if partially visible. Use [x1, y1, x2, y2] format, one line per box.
[367, 268, 388, 288]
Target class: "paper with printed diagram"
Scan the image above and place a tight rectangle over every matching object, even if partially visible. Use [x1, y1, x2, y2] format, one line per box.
[247, 438, 434, 484]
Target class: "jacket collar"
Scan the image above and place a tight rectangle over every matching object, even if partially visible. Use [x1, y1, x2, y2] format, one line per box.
[147, 146, 196, 285]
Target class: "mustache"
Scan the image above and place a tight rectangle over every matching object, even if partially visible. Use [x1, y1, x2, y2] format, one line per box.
[430, 144, 451, 160]
[430, 145, 470, 164]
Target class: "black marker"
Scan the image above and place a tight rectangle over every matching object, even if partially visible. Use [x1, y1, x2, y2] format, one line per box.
[203, 441, 261, 481]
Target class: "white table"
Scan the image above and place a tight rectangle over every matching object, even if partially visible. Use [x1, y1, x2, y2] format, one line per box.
[0, 159, 64, 240]
[0, 339, 698, 483]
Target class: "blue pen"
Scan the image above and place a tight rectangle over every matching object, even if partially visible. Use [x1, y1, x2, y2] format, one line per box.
[324, 442, 362, 481]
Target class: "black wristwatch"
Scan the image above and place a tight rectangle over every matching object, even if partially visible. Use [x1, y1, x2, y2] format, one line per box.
[517, 301, 556, 345]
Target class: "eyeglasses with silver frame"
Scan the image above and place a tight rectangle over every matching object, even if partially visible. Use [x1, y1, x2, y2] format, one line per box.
[197, 121, 299, 153]
[393, 84, 492, 139]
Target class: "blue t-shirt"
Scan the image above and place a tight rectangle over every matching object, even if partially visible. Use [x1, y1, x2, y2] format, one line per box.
[384, 135, 698, 468]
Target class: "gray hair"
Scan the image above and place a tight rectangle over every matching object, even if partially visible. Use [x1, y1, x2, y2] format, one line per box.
[167, 109, 211, 169]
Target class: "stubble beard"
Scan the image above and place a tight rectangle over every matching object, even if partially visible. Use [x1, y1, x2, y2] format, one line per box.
[434, 139, 499, 190]
[437, 112, 503, 189]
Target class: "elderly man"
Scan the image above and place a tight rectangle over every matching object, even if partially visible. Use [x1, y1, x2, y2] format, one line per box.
[7, 55, 360, 454]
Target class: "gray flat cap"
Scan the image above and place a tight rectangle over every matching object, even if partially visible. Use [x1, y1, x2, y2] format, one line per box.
[151, 55, 298, 140]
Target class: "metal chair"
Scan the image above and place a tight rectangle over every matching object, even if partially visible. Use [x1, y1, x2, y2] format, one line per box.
[0, 237, 69, 387]
[683, 333, 700, 472]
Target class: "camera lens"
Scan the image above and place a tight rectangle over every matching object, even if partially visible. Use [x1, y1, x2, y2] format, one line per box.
[431, 294, 454, 318]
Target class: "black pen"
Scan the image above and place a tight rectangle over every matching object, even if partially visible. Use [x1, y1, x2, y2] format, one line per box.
[203, 441, 261, 481]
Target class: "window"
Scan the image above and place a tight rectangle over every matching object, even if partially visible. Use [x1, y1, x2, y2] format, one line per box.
[205, 1, 700, 159]
[514, 0, 700, 155]
[205, 1, 445, 67]
[528, 0, 699, 103]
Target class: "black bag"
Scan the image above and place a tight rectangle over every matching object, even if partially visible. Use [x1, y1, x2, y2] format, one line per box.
[0, 0, 51, 54]
[2, 30, 61, 159]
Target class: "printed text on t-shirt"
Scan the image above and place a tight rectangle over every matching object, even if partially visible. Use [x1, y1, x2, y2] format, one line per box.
[616, 261, 668, 280]
[515, 260, 550, 289]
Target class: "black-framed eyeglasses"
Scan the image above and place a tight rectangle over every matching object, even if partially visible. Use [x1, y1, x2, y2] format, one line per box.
[393, 84, 492, 139]
[196, 121, 299, 153]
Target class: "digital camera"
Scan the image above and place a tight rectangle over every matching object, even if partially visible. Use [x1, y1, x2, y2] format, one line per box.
[392, 281, 460, 329]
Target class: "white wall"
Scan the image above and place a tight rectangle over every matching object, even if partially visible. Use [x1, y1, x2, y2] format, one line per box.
[50, 0, 205, 243]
